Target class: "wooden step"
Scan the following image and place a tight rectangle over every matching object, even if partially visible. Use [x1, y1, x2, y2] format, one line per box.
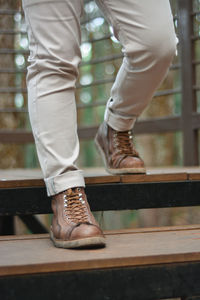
[1, 224, 200, 276]
[1, 225, 200, 299]
[1, 167, 200, 188]
[1, 169, 200, 216]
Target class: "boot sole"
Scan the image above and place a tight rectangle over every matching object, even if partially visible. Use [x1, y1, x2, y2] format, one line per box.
[95, 137, 146, 175]
[50, 230, 106, 249]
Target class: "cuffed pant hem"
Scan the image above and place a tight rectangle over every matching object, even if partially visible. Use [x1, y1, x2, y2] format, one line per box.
[44, 170, 85, 196]
[104, 107, 137, 131]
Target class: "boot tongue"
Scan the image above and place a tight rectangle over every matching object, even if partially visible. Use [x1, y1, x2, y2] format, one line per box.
[66, 187, 81, 196]
[66, 188, 74, 196]
[73, 187, 83, 193]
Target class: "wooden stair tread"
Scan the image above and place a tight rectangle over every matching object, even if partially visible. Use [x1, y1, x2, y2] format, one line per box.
[1, 225, 200, 277]
[0, 167, 200, 188]
[0, 224, 200, 241]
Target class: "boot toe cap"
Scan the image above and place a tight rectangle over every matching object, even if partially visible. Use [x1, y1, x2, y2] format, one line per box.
[119, 156, 145, 169]
[70, 223, 104, 240]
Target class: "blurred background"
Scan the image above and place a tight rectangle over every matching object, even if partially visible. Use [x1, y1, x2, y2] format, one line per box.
[0, 0, 200, 233]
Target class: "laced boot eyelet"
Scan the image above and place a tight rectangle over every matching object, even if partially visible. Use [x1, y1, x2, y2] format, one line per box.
[63, 195, 68, 206]
[79, 196, 85, 204]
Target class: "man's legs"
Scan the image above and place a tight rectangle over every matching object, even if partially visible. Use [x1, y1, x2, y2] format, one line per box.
[23, 0, 84, 196]
[95, 0, 177, 174]
[22, 0, 105, 248]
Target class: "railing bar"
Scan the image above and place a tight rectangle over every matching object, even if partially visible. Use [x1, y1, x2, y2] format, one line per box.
[77, 88, 181, 104]
[0, 115, 185, 143]
[81, 57, 180, 69]
[193, 60, 200, 66]
[0, 63, 180, 74]
[77, 90, 181, 109]
[191, 10, 200, 16]
[80, 53, 122, 67]
[0, 89, 182, 112]
[77, 101, 105, 109]
[0, 108, 27, 113]
[77, 78, 115, 89]
[82, 85, 180, 96]
[193, 85, 200, 91]
[0, 82, 115, 92]
[181, 34, 200, 42]
[3, 113, 200, 143]
[0, 49, 29, 55]
[0, 87, 181, 111]
[192, 35, 200, 41]
[82, 33, 112, 44]
[0, 87, 182, 111]
[0, 52, 180, 73]
[77, 89, 181, 109]
[0, 30, 27, 35]
[154, 88, 181, 97]
[0, 11, 104, 25]
[0, 83, 181, 95]
[0, 88, 27, 93]
[0, 9, 20, 15]
[0, 31, 110, 43]
[0, 68, 26, 73]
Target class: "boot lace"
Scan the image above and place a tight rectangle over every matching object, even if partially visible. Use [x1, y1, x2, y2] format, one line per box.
[63, 188, 89, 223]
[113, 130, 139, 156]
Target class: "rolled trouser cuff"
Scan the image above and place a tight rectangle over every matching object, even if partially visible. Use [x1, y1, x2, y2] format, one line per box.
[104, 106, 137, 131]
[44, 170, 85, 196]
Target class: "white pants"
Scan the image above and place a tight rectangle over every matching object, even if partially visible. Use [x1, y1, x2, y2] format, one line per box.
[22, 0, 177, 196]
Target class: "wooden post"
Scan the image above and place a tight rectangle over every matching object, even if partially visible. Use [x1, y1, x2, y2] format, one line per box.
[178, 0, 199, 165]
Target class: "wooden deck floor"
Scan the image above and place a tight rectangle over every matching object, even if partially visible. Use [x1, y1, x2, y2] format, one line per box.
[0, 166, 200, 179]
[1, 224, 200, 277]
[0, 167, 200, 188]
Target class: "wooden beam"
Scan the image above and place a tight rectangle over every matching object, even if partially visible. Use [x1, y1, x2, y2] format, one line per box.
[0, 180, 200, 216]
[178, 0, 199, 165]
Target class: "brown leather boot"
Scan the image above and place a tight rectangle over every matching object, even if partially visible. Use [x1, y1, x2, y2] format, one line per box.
[50, 187, 105, 248]
[95, 122, 145, 174]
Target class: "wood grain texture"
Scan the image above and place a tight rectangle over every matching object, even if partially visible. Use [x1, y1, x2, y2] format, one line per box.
[120, 173, 188, 183]
[85, 175, 120, 184]
[0, 175, 121, 188]
[1, 227, 200, 277]
[1, 224, 200, 241]
[0, 179, 44, 188]
[1, 167, 200, 189]
[188, 173, 200, 181]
